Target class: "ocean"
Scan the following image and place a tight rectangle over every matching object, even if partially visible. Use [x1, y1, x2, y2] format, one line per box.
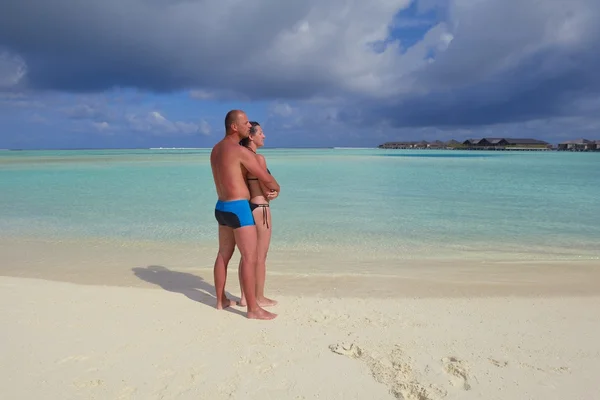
[1, 148, 599, 274]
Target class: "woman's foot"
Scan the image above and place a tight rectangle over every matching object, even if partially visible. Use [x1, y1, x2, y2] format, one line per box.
[257, 297, 278, 307]
[247, 307, 277, 320]
[216, 297, 237, 310]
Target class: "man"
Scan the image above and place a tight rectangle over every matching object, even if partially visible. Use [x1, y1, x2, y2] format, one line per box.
[210, 110, 280, 320]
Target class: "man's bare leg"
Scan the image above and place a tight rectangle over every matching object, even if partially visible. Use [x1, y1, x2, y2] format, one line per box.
[234, 225, 276, 320]
[214, 225, 237, 310]
[238, 260, 247, 307]
[255, 209, 277, 306]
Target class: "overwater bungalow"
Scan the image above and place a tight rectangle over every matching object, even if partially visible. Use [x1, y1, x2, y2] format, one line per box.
[557, 139, 598, 151]
[377, 141, 416, 149]
[462, 138, 550, 150]
[463, 139, 482, 146]
[378, 137, 552, 151]
[378, 140, 458, 149]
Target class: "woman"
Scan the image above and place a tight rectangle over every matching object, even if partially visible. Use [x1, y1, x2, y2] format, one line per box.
[238, 121, 278, 307]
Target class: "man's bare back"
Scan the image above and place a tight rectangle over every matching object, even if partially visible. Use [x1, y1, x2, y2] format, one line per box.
[211, 114, 278, 201]
[211, 139, 255, 201]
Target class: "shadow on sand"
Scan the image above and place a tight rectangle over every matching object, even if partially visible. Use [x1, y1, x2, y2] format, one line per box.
[132, 265, 244, 317]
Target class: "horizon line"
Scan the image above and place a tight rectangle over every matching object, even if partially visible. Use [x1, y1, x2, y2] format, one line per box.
[2, 146, 374, 151]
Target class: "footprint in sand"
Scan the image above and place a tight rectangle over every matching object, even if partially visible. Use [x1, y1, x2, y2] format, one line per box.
[116, 386, 137, 400]
[58, 355, 89, 364]
[73, 379, 104, 389]
[519, 362, 570, 374]
[329, 343, 445, 400]
[519, 362, 545, 372]
[442, 357, 471, 391]
[488, 358, 509, 368]
[329, 342, 363, 358]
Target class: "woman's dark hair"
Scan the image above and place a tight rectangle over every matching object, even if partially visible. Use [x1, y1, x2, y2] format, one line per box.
[239, 121, 260, 147]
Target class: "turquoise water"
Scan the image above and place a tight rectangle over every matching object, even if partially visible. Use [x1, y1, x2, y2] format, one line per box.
[1, 148, 599, 261]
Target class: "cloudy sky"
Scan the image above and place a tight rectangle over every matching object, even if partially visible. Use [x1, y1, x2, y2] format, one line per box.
[1, 0, 599, 149]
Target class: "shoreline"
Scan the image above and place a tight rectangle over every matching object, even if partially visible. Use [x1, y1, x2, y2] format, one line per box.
[2, 236, 600, 299]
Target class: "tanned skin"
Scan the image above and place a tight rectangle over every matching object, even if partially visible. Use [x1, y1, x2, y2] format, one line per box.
[238, 124, 279, 307]
[210, 110, 280, 320]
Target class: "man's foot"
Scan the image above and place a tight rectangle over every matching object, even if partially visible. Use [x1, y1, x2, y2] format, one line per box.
[247, 307, 277, 320]
[257, 297, 278, 307]
[238, 297, 247, 307]
[216, 297, 237, 310]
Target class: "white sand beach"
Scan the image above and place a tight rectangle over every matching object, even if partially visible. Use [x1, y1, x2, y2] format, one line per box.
[2, 237, 600, 400]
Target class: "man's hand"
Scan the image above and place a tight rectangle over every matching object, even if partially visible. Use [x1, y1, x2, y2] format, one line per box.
[266, 190, 279, 200]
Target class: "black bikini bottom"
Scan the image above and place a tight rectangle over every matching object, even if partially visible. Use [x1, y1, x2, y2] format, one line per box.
[249, 203, 269, 228]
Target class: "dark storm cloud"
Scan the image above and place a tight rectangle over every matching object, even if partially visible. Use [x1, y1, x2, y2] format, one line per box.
[352, 0, 600, 128]
[0, 0, 319, 94]
[365, 48, 600, 128]
[1, 0, 600, 130]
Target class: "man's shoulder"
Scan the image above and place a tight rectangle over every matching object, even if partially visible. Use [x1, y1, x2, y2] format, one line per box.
[215, 140, 241, 152]
[219, 141, 250, 165]
[238, 145, 255, 158]
[211, 140, 224, 151]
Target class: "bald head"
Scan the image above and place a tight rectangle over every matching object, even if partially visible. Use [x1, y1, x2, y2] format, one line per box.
[224, 109, 251, 138]
[225, 110, 244, 132]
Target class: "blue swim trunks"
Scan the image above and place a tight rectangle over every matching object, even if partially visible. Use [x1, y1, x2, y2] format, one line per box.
[214, 199, 255, 228]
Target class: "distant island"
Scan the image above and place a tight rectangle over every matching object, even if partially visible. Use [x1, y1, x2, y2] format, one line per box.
[378, 137, 600, 152]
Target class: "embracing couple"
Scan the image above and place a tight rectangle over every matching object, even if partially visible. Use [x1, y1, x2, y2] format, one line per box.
[210, 109, 279, 320]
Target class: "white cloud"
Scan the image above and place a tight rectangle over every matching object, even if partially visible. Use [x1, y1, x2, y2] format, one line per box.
[174, 121, 200, 135]
[64, 104, 112, 121]
[198, 119, 211, 136]
[3, 0, 598, 102]
[150, 111, 166, 122]
[269, 102, 295, 117]
[93, 121, 110, 131]
[189, 90, 214, 100]
[0, 50, 27, 88]
[0, 0, 419, 97]
[127, 111, 202, 136]
[0, 91, 45, 108]
[1, 0, 599, 143]
[254, 0, 416, 96]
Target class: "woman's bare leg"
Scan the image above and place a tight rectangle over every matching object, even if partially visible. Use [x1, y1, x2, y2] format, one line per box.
[238, 207, 276, 307]
[234, 225, 276, 320]
[255, 207, 276, 306]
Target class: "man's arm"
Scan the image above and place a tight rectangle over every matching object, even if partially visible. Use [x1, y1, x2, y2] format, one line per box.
[240, 148, 280, 192]
[256, 155, 278, 200]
